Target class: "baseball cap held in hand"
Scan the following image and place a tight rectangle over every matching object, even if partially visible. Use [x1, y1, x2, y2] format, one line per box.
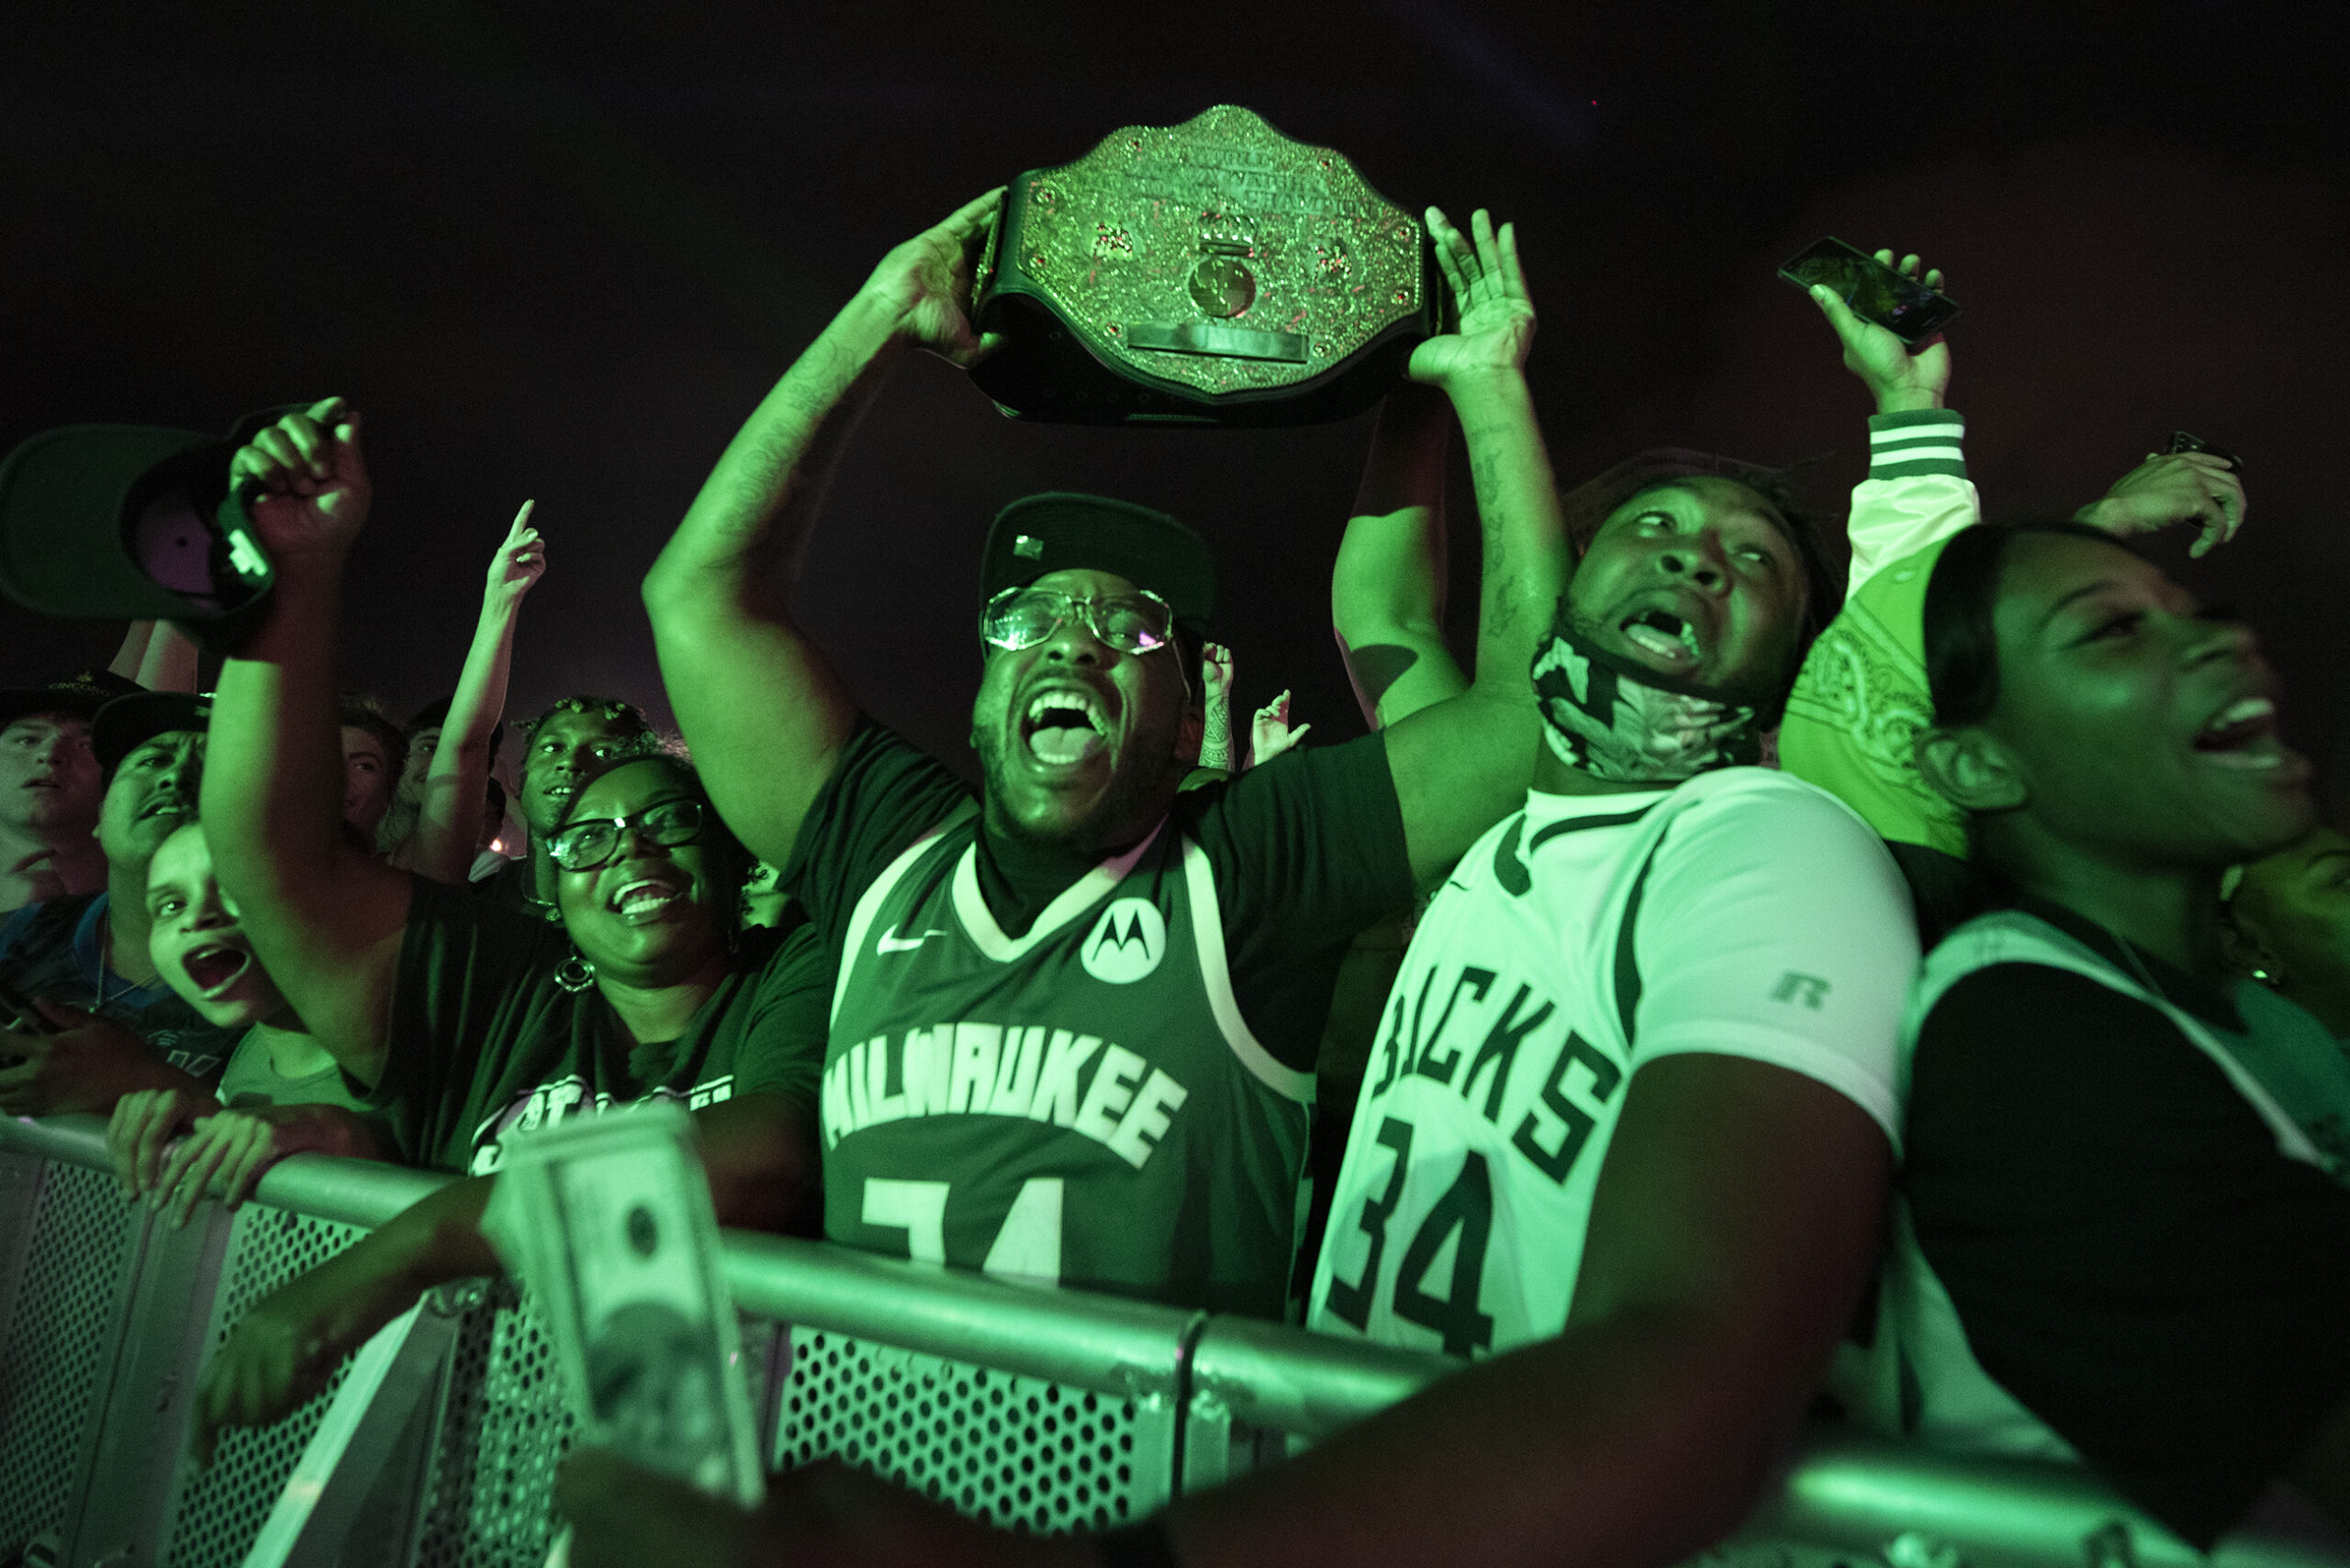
[0, 408, 296, 654]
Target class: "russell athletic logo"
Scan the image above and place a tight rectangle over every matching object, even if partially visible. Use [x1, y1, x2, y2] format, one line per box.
[1081, 898, 1166, 984]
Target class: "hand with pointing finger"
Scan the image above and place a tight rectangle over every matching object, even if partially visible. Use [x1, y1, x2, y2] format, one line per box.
[486, 499, 547, 611]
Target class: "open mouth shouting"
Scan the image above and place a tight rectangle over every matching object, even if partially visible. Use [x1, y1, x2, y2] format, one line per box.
[1021, 683, 1113, 768]
[1613, 594, 1713, 677]
[2191, 692, 2306, 777]
[608, 870, 691, 924]
[179, 939, 256, 1000]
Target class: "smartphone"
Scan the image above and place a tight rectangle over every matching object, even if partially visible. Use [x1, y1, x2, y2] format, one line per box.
[2165, 431, 2244, 474]
[1779, 238, 1959, 346]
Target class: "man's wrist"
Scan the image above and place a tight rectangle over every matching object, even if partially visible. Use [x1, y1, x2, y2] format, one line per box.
[1871, 386, 1943, 415]
[1441, 365, 1536, 432]
[836, 287, 929, 355]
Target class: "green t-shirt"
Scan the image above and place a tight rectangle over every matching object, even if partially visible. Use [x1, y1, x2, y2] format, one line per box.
[217, 1026, 381, 1116]
[369, 877, 830, 1173]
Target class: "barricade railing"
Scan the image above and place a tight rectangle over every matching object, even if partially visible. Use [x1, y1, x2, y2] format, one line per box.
[2, 1113, 2344, 1568]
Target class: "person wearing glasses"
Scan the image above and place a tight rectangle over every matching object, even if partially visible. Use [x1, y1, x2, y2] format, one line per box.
[180, 401, 831, 1455]
[638, 199, 1566, 1319]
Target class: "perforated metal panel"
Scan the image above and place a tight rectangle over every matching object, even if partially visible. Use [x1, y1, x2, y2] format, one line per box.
[161, 1202, 371, 1568]
[776, 1326, 1159, 1533]
[410, 1284, 577, 1568]
[0, 1160, 142, 1556]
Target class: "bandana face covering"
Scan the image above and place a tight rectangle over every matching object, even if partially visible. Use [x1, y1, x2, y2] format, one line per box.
[1530, 620, 1762, 783]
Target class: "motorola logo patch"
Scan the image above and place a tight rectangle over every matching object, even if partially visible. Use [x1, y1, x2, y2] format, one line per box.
[1081, 898, 1166, 984]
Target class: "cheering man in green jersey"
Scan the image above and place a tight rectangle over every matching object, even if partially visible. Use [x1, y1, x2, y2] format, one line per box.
[642, 196, 1568, 1317]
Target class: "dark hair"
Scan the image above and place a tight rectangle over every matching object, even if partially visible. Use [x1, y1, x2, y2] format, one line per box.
[1923, 521, 2121, 726]
[521, 695, 655, 748]
[337, 694, 408, 769]
[553, 751, 749, 906]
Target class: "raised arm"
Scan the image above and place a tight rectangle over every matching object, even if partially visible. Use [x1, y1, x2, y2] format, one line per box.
[400, 502, 543, 882]
[204, 400, 413, 1087]
[1380, 209, 1572, 885]
[643, 190, 1002, 868]
[1333, 385, 1468, 730]
[1806, 250, 1976, 590]
[106, 621, 154, 682]
[108, 620, 201, 691]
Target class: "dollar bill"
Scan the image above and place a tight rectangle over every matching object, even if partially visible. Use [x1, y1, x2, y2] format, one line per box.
[481, 1100, 765, 1506]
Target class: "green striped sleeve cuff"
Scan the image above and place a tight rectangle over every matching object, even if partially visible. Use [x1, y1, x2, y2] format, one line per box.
[1868, 409, 1966, 480]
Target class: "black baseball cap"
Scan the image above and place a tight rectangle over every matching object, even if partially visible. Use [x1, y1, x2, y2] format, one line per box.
[0, 667, 144, 732]
[978, 493, 1214, 638]
[92, 690, 212, 777]
[0, 412, 289, 654]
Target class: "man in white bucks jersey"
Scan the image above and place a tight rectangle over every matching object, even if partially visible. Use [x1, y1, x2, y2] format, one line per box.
[641, 198, 1569, 1316]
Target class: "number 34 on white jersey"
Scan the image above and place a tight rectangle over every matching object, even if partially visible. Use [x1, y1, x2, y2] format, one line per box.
[1306, 774, 1911, 1361]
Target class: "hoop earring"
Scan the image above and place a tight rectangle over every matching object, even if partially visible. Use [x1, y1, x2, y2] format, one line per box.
[554, 952, 597, 993]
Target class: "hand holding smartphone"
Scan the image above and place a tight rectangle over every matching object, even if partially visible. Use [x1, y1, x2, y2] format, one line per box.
[2165, 431, 2244, 474]
[1779, 238, 1959, 345]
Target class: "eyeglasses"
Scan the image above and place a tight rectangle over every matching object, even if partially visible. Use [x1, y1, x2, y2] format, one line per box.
[979, 588, 1175, 656]
[546, 800, 708, 872]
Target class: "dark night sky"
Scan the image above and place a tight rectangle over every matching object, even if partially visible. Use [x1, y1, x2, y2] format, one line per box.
[6, 2, 2345, 804]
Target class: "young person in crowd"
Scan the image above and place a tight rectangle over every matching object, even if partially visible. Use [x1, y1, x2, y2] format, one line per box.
[181, 399, 829, 1457]
[2, 624, 199, 914]
[546, 241, 1955, 1568]
[1879, 520, 2350, 1545]
[638, 198, 1564, 1318]
[337, 694, 405, 844]
[381, 500, 543, 880]
[476, 694, 662, 919]
[0, 670, 132, 913]
[106, 819, 386, 1227]
[2223, 823, 2350, 1043]
[384, 699, 512, 870]
[0, 690, 241, 1111]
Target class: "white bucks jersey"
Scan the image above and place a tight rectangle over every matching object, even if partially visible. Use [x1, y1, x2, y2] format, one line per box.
[1308, 769, 1911, 1359]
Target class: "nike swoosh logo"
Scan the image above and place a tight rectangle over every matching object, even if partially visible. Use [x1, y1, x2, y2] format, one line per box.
[877, 928, 945, 954]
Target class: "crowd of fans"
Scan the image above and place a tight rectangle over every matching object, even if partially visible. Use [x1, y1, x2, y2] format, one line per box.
[3, 193, 2345, 1568]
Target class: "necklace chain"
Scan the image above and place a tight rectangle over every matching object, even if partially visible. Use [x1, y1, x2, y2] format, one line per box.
[94, 913, 134, 1012]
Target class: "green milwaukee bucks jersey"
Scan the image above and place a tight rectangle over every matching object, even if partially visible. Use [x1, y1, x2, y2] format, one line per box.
[822, 810, 1315, 1319]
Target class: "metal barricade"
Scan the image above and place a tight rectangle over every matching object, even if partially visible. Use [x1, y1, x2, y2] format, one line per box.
[2, 1114, 2345, 1568]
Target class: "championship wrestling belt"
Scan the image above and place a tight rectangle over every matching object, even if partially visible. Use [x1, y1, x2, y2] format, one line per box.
[969, 106, 1432, 426]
